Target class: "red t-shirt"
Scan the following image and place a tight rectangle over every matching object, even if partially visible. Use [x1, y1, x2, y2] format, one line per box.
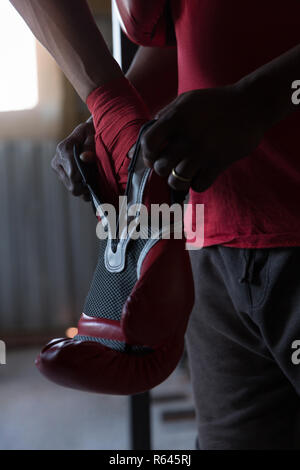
[172, 0, 300, 247]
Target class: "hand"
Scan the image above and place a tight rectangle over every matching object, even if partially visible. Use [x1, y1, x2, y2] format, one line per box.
[51, 117, 96, 201]
[140, 82, 267, 192]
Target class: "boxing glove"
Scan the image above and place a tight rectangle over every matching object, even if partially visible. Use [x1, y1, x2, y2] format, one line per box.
[115, 0, 176, 47]
[36, 121, 194, 395]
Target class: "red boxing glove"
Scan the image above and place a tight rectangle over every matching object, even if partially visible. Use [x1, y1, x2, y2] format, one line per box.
[36, 80, 194, 396]
[115, 0, 176, 47]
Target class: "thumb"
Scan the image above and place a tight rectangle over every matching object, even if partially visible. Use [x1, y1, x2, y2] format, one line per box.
[79, 134, 96, 163]
[80, 151, 96, 163]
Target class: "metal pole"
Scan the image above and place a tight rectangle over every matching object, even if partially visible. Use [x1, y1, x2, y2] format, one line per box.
[130, 392, 152, 450]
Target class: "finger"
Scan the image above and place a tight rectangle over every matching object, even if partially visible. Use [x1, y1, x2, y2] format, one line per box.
[80, 150, 96, 163]
[79, 133, 96, 166]
[73, 121, 95, 145]
[54, 162, 77, 192]
[51, 160, 68, 185]
[170, 154, 223, 192]
[57, 123, 95, 176]
[52, 158, 87, 196]
[167, 156, 200, 191]
[52, 120, 97, 197]
[154, 156, 181, 178]
[153, 138, 192, 178]
[81, 133, 95, 154]
[56, 140, 78, 181]
[140, 110, 179, 167]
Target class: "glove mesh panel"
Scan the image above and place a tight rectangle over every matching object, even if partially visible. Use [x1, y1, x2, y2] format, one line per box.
[75, 233, 152, 353]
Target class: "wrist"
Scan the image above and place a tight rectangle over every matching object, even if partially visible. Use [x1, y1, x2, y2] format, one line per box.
[236, 68, 298, 132]
[235, 74, 276, 133]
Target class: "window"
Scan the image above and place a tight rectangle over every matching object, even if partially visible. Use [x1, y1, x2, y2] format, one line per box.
[0, 0, 38, 112]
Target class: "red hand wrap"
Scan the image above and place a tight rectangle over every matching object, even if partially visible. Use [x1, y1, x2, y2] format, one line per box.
[87, 76, 150, 198]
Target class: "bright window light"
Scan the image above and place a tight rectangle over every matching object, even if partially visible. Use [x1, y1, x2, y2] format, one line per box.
[0, 1, 38, 112]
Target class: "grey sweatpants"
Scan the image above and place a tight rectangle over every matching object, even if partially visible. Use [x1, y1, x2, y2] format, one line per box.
[186, 246, 300, 450]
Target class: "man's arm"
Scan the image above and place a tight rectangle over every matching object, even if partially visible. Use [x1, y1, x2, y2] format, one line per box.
[10, 0, 178, 196]
[52, 45, 178, 197]
[9, 0, 122, 101]
[140, 44, 300, 192]
[126, 46, 178, 117]
[240, 43, 300, 128]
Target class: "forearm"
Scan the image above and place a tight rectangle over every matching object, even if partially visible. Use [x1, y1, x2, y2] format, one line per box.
[238, 43, 300, 129]
[9, 0, 122, 101]
[126, 46, 178, 117]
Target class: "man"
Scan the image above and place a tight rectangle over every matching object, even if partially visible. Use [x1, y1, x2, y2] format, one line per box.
[10, 0, 300, 449]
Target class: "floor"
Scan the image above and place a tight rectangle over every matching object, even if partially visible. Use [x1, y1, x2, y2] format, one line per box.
[0, 348, 197, 450]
